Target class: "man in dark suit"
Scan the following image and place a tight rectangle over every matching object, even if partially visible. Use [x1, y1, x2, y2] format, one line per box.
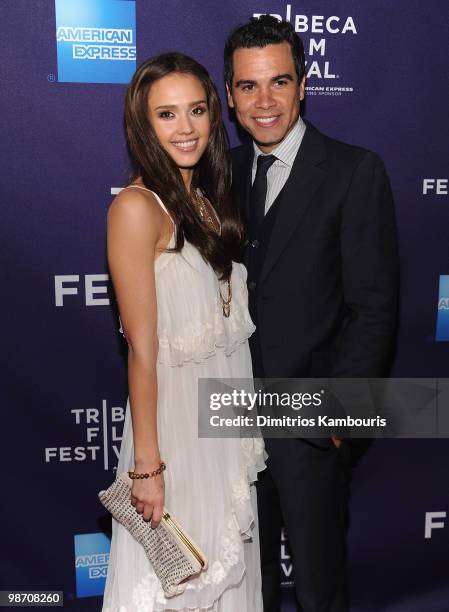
[224, 15, 399, 612]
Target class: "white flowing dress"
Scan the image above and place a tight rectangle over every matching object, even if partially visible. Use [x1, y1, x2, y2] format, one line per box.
[102, 188, 266, 612]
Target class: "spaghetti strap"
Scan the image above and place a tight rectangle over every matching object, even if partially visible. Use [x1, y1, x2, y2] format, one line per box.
[123, 185, 174, 224]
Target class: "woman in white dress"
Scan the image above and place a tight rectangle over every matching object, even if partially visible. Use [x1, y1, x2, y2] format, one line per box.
[102, 52, 266, 611]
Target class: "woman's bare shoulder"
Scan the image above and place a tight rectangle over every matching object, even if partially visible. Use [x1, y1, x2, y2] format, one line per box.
[107, 185, 165, 237]
[109, 185, 163, 218]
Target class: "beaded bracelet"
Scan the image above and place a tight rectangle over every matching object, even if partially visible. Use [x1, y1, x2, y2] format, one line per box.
[128, 461, 166, 479]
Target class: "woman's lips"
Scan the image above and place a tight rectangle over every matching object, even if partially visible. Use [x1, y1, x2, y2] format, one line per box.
[171, 138, 199, 152]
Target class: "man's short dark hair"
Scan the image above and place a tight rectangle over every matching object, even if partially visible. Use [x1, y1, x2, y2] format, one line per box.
[224, 15, 306, 89]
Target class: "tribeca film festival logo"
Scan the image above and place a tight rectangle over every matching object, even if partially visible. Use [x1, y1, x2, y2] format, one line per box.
[44, 399, 125, 469]
[280, 528, 294, 585]
[425, 512, 447, 539]
[55, 0, 136, 84]
[436, 275, 449, 342]
[55, 273, 111, 307]
[422, 178, 448, 195]
[253, 4, 357, 97]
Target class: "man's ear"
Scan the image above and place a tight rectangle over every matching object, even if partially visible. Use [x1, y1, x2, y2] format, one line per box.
[225, 83, 234, 108]
[299, 76, 306, 101]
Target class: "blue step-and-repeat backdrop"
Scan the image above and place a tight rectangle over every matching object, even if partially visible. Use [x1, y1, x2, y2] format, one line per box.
[2, 1, 449, 610]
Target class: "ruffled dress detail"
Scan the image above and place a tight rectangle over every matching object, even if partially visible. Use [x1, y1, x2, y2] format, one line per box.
[103, 190, 267, 612]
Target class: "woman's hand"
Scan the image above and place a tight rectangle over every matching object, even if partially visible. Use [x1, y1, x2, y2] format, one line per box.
[130, 472, 165, 529]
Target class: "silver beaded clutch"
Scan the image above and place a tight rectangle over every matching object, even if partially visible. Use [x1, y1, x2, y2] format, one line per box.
[98, 471, 208, 598]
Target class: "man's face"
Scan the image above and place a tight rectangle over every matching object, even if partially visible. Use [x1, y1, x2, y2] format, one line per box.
[227, 42, 305, 153]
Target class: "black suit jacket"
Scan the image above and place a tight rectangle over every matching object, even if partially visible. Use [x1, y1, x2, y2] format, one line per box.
[231, 120, 399, 379]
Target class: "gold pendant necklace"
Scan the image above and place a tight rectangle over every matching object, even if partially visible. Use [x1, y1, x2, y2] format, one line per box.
[219, 278, 232, 318]
[191, 189, 232, 318]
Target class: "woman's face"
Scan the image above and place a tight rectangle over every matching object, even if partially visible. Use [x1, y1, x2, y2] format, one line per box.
[147, 72, 210, 171]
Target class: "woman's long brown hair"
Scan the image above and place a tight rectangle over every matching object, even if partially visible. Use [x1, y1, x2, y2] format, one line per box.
[124, 52, 245, 281]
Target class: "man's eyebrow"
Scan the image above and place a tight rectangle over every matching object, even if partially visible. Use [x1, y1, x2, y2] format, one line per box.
[235, 79, 257, 88]
[234, 74, 294, 88]
[272, 73, 294, 82]
[154, 100, 206, 110]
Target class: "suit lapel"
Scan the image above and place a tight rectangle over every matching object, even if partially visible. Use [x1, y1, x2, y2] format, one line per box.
[260, 123, 327, 283]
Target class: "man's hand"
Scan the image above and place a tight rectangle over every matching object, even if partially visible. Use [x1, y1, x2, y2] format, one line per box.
[331, 435, 344, 449]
